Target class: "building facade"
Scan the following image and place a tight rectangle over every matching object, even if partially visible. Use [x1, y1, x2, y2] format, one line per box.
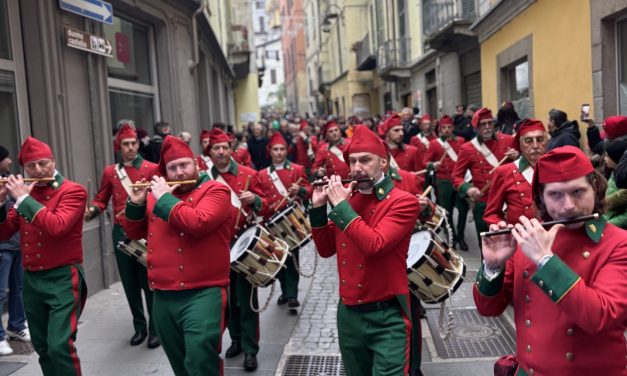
[280, 0, 309, 114]
[0, 0, 252, 294]
[254, 0, 286, 111]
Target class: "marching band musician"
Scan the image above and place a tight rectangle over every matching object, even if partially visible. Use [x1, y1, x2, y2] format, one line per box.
[291, 119, 318, 179]
[409, 114, 437, 148]
[474, 146, 627, 375]
[85, 124, 160, 349]
[312, 120, 351, 180]
[205, 128, 267, 372]
[122, 135, 232, 376]
[230, 132, 254, 169]
[379, 114, 424, 172]
[0, 137, 87, 375]
[196, 129, 211, 170]
[258, 132, 312, 312]
[483, 119, 548, 226]
[310, 125, 419, 375]
[424, 115, 470, 251]
[451, 107, 517, 247]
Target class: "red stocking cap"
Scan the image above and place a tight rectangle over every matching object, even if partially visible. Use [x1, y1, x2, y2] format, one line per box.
[603, 116, 627, 139]
[513, 119, 546, 152]
[199, 129, 211, 141]
[18, 137, 53, 166]
[532, 146, 594, 192]
[321, 120, 340, 138]
[159, 135, 195, 176]
[471, 107, 493, 128]
[438, 115, 453, 128]
[266, 131, 288, 156]
[343, 125, 386, 163]
[377, 114, 402, 138]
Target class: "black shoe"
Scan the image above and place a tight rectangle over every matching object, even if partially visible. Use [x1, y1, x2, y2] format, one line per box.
[277, 295, 288, 305]
[458, 238, 469, 251]
[147, 334, 161, 349]
[244, 353, 258, 372]
[225, 341, 242, 358]
[417, 303, 427, 319]
[410, 369, 424, 376]
[130, 331, 147, 346]
[287, 298, 300, 308]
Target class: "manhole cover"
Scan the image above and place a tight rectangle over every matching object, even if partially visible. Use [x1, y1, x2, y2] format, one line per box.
[426, 308, 516, 359]
[283, 355, 346, 376]
[8, 340, 34, 355]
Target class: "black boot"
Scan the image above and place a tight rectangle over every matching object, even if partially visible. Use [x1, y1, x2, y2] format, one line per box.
[225, 341, 242, 358]
[147, 333, 161, 349]
[244, 353, 258, 371]
[277, 295, 288, 305]
[129, 331, 147, 346]
[458, 238, 469, 251]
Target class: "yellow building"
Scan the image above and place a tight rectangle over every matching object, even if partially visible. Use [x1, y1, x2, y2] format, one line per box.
[472, 0, 593, 144]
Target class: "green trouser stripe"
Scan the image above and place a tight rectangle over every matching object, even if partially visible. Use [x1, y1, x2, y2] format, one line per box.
[153, 287, 227, 376]
[112, 225, 154, 335]
[24, 265, 87, 376]
[472, 202, 488, 251]
[409, 294, 423, 373]
[436, 179, 456, 240]
[278, 249, 300, 299]
[227, 271, 259, 354]
[455, 195, 469, 238]
[337, 300, 410, 376]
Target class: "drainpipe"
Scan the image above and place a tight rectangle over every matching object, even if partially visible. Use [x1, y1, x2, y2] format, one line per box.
[189, 0, 211, 72]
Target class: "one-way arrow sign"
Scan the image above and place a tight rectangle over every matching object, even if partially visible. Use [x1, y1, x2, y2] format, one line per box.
[59, 0, 113, 25]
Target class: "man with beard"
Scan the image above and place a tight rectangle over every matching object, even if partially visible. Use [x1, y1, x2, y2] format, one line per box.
[452, 108, 517, 246]
[310, 125, 418, 375]
[122, 136, 232, 376]
[474, 146, 627, 376]
[0, 137, 87, 375]
[379, 114, 423, 172]
[425, 115, 470, 250]
[258, 132, 311, 312]
[410, 115, 437, 148]
[85, 124, 160, 348]
[312, 120, 351, 179]
[206, 128, 266, 371]
[484, 119, 548, 226]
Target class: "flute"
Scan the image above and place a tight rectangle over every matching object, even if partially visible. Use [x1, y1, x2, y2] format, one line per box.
[312, 177, 374, 187]
[480, 213, 599, 237]
[129, 180, 197, 188]
[0, 177, 55, 183]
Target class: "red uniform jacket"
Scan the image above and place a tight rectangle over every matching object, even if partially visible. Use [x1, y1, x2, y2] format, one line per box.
[312, 139, 350, 179]
[209, 160, 267, 232]
[390, 144, 422, 172]
[451, 137, 511, 203]
[409, 133, 437, 149]
[309, 176, 419, 305]
[389, 167, 435, 222]
[483, 160, 536, 225]
[0, 174, 86, 271]
[122, 173, 232, 290]
[424, 136, 465, 181]
[232, 146, 253, 168]
[257, 161, 312, 215]
[292, 135, 318, 169]
[474, 218, 627, 375]
[90, 157, 159, 225]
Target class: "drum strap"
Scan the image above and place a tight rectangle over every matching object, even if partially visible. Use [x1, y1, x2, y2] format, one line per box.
[470, 138, 499, 167]
[516, 158, 534, 185]
[389, 153, 400, 169]
[114, 164, 134, 197]
[200, 155, 214, 172]
[329, 144, 345, 162]
[437, 138, 458, 162]
[267, 168, 289, 197]
[418, 134, 430, 148]
[211, 169, 242, 209]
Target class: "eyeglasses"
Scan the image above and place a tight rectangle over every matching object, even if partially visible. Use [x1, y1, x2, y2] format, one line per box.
[521, 136, 546, 145]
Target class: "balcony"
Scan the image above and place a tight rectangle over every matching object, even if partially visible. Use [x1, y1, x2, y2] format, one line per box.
[376, 38, 411, 81]
[423, 0, 478, 52]
[355, 33, 376, 71]
[229, 24, 252, 79]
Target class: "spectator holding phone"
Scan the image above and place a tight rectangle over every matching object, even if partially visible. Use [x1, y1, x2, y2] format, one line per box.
[546, 109, 580, 151]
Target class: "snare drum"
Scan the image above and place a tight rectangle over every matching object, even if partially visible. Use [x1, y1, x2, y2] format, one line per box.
[265, 203, 312, 250]
[117, 238, 148, 267]
[230, 225, 290, 287]
[406, 229, 465, 303]
[418, 204, 447, 235]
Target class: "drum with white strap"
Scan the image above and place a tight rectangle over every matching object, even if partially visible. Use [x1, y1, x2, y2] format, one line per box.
[265, 203, 312, 250]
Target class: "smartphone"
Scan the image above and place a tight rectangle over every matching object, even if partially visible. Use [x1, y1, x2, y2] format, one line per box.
[581, 104, 590, 121]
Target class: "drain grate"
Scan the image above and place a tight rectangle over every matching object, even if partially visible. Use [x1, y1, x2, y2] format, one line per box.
[8, 340, 35, 355]
[283, 355, 346, 376]
[426, 308, 516, 359]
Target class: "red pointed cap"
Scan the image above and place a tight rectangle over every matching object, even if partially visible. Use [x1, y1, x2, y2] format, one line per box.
[115, 124, 137, 144]
[377, 114, 402, 137]
[421, 114, 431, 122]
[208, 128, 231, 146]
[300, 119, 309, 131]
[513, 119, 546, 152]
[532, 146, 594, 191]
[18, 137, 53, 166]
[266, 131, 287, 156]
[471, 107, 493, 128]
[199, 129, 211, 141]
[321, 120, 340, 137]
[344, 125, 386, 162]
[159, 135, 195, 176]
[603, 116, 627, 139]
[439, 115, 453, 127]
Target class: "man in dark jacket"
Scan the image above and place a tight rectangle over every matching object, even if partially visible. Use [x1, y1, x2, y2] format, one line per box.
[147, 121, 171, 162]
[453, 104, 475, 141]
[616, 150, 627, 188]
[546, 109, 580, 151]
[247, 122, 270, 170]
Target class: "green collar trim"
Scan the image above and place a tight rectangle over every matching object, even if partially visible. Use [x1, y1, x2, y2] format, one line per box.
[584, 215, 607, 243]
[50, 172, 64, 190]
[195, 171, 210, 188]
[518, 156, 530, 172]
[269, 160, 291, 173]
[374, 175, 394, 200]
[329, 138, 345, 147]
[118, 155, 143, 169]
[211, 159, 238, 178]
[389, 167, 401, 182]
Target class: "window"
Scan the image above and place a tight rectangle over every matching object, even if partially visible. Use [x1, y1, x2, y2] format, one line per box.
[256, 1, 264, 9]
[104, 15, 159, 135]
[618, 19, 627, 114]
[259, 16, 265, 33]
[505, 59, 529, 100]
[0, 70, 19, 173]
[0, 1, 11, 60]
[270, 69, 277, 84]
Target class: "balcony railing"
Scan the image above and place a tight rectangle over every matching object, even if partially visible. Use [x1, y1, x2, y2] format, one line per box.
[377, 38, 411, 74]
[355, 33, 376, 71]
[423, 0, 476, 36]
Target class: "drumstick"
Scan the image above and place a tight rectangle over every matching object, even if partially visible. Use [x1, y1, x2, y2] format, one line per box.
[415, 169, 427, 176]
[235, 175, 253, 230]
[129, 180, 197, 188]
[489, 156, 509, 175]
[0, 177, 55, 183]
[275, 177, 304, 210]
[420, 186, 433, 198]
[480, 213, 599, 237]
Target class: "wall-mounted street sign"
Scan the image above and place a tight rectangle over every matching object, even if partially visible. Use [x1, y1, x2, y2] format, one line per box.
[59, 0, 113, 25]
[65, 27, 113, 58]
